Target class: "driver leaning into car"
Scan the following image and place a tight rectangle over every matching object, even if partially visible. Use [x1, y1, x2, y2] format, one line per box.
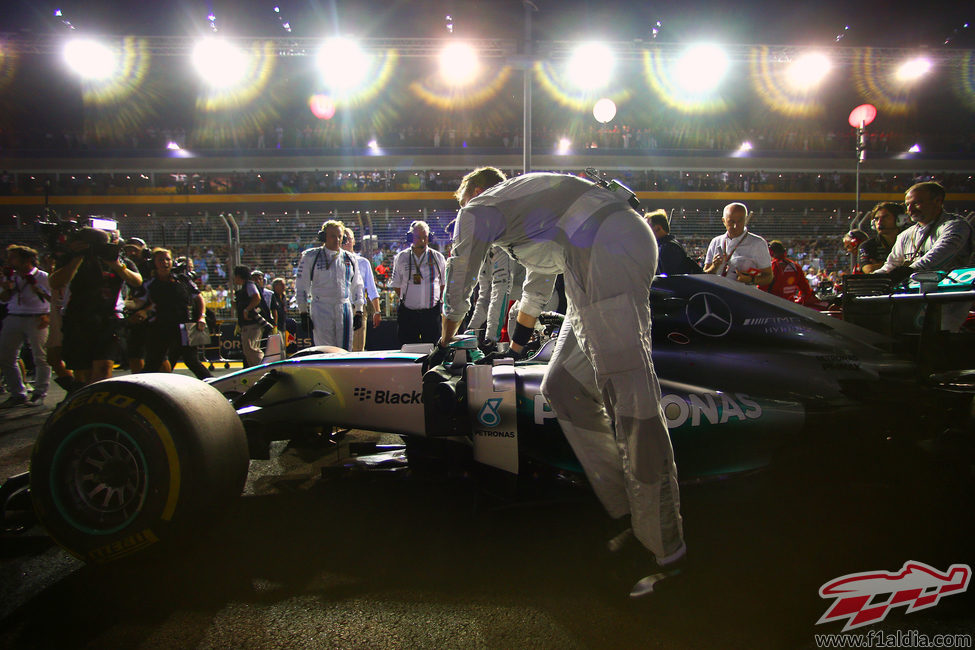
[433, 167, 685, 598]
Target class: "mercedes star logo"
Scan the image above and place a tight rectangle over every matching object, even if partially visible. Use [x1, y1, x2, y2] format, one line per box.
[685, 291, 733, 337]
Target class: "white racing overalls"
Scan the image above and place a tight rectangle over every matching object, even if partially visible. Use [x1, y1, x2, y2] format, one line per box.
[295, 246, 363, 350]
[468, 247, 513, 343]
[444, 172, 684, 563]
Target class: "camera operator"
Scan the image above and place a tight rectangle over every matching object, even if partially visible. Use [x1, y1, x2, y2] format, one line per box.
[49, 227, 142, 385]
[122, 237, 152, 373]
[132, 248, 211, 379]
[0, 244, 51, 407]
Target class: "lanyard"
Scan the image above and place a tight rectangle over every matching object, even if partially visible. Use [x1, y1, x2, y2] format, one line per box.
[404, 249, 440, 305]
[720, 232, 747, 277]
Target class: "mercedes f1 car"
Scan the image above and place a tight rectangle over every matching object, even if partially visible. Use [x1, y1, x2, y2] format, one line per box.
[18, 269, 975, 564]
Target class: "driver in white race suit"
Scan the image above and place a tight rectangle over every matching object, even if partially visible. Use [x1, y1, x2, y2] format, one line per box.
[295, 220, 364, 350]
[466, 246, 513, 350]
[430, 167, 686, 597]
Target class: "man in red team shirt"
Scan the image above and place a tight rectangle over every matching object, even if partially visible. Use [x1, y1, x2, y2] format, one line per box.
[764, 240, 814, 305]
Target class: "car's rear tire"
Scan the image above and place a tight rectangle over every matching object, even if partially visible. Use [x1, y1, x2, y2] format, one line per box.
[30, 374, 249, 564]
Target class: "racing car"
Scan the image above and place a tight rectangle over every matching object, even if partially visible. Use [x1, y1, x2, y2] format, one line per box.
[17, 269, 975, 564]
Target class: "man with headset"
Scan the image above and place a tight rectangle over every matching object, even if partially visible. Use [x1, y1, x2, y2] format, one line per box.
[425, 167, 685, 598]
[859, 202, 907, 274]
[295, 220, 364, 350]
[391, 220, 446, 345]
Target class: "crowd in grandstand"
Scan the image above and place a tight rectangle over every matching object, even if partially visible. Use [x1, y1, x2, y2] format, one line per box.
[5, 122, 975, 155]
[6, 168, 975, 197]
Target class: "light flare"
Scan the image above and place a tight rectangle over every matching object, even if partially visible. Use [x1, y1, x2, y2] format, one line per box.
[642, 49, 728, 114]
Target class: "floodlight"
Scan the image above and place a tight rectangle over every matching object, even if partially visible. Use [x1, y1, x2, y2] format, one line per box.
[908, 143, 921, 153]
[317, 37, 370, 91]
[592, 97, 617, 123]
[439, 42, 479, 86]
[192, 38, 249, 88]
[896, 57, 932, 82]
[674, 44, 728, 93]
[63, 39, 118, 80]
[557, 137, 571, 154]
[566, 43, 615, 90]
[739, 141, 753, 152]
[786, 53, 831, 90]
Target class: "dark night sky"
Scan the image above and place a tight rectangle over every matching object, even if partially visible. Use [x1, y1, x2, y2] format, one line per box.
[1, 0, 971, 48]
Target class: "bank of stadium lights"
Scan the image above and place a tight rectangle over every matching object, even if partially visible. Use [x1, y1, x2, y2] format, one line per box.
[439, 42, 479, 85]
[63, 39, 117, 80]
[191, 38, 248, 88]
[674, 44, 728, 93]
[317, 38, 369, 91]
[896, 57, 932, 82]
[786, 53, 831, 90]
[566, 43, 615, 90]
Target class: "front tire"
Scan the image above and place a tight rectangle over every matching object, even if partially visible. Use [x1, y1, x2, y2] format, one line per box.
[30, 374, 249, 563]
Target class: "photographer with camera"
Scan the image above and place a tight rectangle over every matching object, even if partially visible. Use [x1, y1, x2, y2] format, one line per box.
[131, 248, 211, 379]
[48, 226, 142, 385]
[0, 244, 51, 407]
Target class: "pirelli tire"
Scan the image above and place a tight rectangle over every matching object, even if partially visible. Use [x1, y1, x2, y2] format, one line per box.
[30, 374, 249, 564]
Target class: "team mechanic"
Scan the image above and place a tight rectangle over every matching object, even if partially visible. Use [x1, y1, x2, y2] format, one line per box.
[426, 167, 686, 597]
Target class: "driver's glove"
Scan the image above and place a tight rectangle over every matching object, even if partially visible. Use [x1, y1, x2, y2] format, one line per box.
[887, 265, 914, 286]
[416, 342, 451, 373]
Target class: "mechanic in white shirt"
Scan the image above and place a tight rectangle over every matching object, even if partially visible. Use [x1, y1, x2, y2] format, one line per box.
[431, 167, 685, 598]
[342, 226, 382, 351]
[703, 202, 773, 287]
[0, 244, 52, 407]
[295, 220, 364, 350]
[391, 220, 446, 345]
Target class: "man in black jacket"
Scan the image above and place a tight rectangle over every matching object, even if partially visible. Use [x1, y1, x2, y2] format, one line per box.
[646, 210, 702, 275]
